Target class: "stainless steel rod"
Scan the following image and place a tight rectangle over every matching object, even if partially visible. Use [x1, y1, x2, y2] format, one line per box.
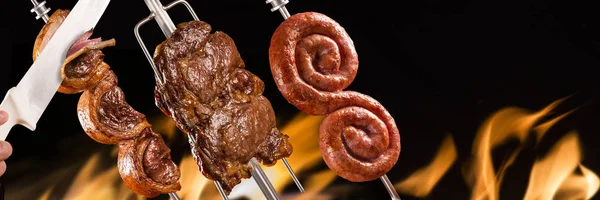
[280, 8, 290, 19]
[250, 158, 280, 200]
[381, 175, 401, 200]
[134, 0, 200, 86]
[189, 135, 230, 200]
[168, 192, 181, 200]
[214, 180, 231, 200]
[30, 0, 50, 22]
[265, 0, 309, 194]
[281, 158, 304, 192]
[266, 0, 290, 19]
[134, 14, 164, 85]
[143, 0, 177, 37]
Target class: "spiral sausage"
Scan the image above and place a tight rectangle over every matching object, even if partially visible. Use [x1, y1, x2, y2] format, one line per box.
[32, 10, 181, 198]
[269, 12, 400, 182]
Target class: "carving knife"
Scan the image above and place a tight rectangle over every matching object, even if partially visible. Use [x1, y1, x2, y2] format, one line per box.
[0, 0, 112, 140]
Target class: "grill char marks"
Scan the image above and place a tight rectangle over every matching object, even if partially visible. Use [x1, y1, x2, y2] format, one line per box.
[153, 21, 293, 193]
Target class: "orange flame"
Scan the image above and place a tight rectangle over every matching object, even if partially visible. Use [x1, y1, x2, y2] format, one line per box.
[464, 97, 572, 200]
[286, 169, 337, 200]
[64, 153, 140, 200]
[36, 153, 140, 200]
[26, 97, 600, 200]
[226, 113, 328, 199]
[175, 155, 218, 200]
[395, 134, 457, 197]
[31, 113, 330, 200]
[169, 113, 330, 199]
[149, 115, 178, 141]
[38, 186, 54, 200]
[557, 165, 600, 200]
[524, 132, 599, 200]
[394, 96, 598, 200]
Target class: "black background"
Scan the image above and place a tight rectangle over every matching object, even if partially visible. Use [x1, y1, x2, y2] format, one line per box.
[2, 0, 600, 199]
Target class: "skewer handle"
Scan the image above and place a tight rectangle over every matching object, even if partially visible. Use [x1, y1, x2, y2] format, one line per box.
[265, 0, 291, 19]
[142, 0, 176, 37]
[30, 0, 51, 22]
[134, 0, 199, 85]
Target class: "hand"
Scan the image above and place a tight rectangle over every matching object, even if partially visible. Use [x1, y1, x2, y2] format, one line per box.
[0, 111, 12, 176]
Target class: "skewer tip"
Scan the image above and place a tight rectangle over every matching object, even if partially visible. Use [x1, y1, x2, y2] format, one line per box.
[281, 158, 304, 192]
[380, 175, 401, 200]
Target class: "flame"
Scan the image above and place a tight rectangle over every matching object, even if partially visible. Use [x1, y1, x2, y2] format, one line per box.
[31, 113, 330, 200]
[226, 113, 328, 199]
[393, 96, 598, 200]
[394, 134, 457, 197]
[175, 155, 218, 200]
[166, 113, 330, 199]
[524, 132, 599, 200]
[38, 186, 54, 200]
[149, 115, 178, 141]
[532, 109, 577, 143]
[35, 113, 331, 200]
[58, 153, 140, 200]
[285, 169, 337, 200]
[23, 96, 600, 200]
[558, 165, 600, 200]
[174, 113, 333, 199]
[464, 97, 572, 200]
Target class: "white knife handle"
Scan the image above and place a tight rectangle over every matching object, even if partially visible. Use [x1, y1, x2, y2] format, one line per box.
[0, 87, 36, 141]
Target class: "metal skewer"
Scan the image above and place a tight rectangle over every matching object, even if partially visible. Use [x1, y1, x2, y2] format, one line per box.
[213, 178, 230, 200]
[250, 158, 280, 199]
[281, 157, 304, 192]
[266, 0, 290, 19]
[265, 1, 401, 199]
[381, 175, 401, 200]
[30, 0, 50, 23]
[167, 192, 181, 200]
[135, 0, 304, 199]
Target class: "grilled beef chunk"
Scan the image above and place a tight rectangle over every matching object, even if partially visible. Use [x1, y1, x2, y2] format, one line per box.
[153, 21, 293, 193]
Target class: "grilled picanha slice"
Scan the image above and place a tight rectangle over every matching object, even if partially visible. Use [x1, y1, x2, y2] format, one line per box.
[153, 21, 293, 194]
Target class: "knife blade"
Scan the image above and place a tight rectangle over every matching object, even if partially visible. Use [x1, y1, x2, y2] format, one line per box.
[0, 0, 112, 140]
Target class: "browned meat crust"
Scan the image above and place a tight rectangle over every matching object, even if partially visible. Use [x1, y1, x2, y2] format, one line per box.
[32, 9, 181, 198]
[153, 21, 293, 194]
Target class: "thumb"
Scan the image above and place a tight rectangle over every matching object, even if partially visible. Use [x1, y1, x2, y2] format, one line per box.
[0, 111, 7, 125]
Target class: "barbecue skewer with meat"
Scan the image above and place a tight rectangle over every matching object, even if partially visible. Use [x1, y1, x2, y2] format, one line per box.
[152, 20, 294, 194]
[269, 12, 401, 182]
[32, 9, 181, 198]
